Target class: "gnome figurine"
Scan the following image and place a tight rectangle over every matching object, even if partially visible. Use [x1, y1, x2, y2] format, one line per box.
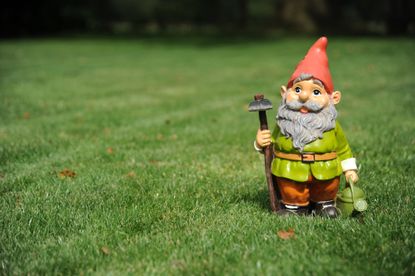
[254, 37, 358, 218]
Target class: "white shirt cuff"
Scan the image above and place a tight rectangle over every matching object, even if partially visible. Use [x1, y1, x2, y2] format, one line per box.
[341, 158, 357, 172]
[253, 140, 264, 153]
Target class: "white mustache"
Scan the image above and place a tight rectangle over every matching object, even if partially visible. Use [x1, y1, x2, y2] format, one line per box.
[285, 99, 324, 112]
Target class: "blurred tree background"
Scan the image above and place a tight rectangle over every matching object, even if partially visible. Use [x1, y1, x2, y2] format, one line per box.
[1, 0, 414, 37]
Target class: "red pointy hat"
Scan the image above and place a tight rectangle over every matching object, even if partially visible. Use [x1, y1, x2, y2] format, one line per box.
[287, 36, 334, 93]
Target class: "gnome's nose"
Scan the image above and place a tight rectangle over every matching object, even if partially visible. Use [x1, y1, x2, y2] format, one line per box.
[299, 92, 309, 103]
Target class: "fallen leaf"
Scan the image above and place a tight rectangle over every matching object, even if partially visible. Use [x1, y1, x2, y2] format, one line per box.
[23, 112, 30, 120]
[58, 168, 76, 179]
[367, 63, 375, 71]
[126, 171, 136, 178]
[106, 147, 113, 154]
[277, 228, 295, 240]
[156, 134, 164, 141]
[170, 134, 178, 140]
[100, 246, 110, 255]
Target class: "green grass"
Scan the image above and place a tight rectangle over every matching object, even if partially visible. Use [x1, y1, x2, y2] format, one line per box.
[1, 36, 414, 275]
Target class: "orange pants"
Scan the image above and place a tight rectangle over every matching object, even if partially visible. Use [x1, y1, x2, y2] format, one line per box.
[276, 175, 340, 206]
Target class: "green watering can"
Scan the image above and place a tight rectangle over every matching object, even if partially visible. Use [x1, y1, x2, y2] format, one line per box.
[336, 180, 368, 217]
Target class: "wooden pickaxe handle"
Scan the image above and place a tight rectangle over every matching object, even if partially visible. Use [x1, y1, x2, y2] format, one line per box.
[254, 95, 279, 212]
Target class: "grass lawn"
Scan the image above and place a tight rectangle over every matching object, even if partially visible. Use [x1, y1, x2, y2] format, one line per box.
[0, 36, 414, 275]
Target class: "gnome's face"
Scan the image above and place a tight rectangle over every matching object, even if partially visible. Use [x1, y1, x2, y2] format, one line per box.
[283, 79, 332, 113]
[277, 78, 342, 151]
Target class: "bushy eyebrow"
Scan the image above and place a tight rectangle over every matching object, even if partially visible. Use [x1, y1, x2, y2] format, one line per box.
[293, 74, 324, 89]
[312, 79, 324, 88]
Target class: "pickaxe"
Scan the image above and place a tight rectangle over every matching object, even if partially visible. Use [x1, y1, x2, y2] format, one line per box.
[249, 94, 280, 212]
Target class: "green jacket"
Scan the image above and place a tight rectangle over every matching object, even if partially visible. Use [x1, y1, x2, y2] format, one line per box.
[271, 121, 353, 182]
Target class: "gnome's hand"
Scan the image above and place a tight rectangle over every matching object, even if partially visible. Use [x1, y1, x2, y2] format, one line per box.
[256, 129, 272, 148]
[345, 170, 359, 184]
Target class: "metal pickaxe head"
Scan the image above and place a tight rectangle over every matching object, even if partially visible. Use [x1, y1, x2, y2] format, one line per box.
[249, 93, 273, 131]
[248, 94, 273, 112]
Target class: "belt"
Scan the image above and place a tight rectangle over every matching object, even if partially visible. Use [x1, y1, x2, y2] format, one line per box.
[274, 151, 337, 163]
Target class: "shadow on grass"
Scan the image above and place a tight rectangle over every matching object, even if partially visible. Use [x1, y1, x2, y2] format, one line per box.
[236, 188, 271, 212]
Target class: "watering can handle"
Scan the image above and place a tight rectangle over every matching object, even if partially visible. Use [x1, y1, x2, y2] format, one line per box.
[347, 179, 356, 205]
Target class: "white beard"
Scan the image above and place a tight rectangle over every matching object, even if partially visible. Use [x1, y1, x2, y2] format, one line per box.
[277, 99, 337, 152]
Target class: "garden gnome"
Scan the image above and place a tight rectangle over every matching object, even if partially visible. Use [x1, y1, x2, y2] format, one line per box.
[255, 37, 358, 218]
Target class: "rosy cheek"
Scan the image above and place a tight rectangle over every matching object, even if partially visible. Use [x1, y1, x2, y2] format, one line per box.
[286, 92, 297, 102]
[318, 97, 329, 107]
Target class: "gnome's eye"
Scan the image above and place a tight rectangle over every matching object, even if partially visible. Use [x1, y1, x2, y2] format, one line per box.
[295, 87, 301, 93]
[313, 89, 321, 96]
